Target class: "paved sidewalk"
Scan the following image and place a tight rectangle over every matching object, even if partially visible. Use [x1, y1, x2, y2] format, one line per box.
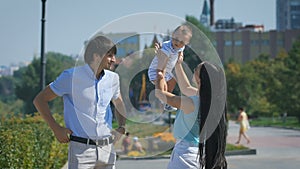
[116, 121, 300, 169]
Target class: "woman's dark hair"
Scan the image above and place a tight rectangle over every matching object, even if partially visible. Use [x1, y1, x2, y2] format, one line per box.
[84, 35, 117, 64]
[198, 62, 227, 169]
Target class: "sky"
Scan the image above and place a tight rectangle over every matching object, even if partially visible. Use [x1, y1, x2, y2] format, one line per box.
[0, 0, 276, 66]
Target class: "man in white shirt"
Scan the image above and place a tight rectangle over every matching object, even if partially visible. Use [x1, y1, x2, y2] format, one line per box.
[33, 35, 126, 169]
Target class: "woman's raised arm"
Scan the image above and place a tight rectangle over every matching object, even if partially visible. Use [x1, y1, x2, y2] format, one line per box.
[175, 63, 198, 96]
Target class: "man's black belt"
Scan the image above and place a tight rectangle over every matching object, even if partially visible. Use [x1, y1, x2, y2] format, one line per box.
[70, 135, 114, 146]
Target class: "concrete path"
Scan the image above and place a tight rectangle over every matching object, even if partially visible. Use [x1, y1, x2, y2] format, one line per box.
[225, 120, 300, 169]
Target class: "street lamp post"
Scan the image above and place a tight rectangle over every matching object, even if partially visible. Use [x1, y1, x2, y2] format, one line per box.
[40, 0, 47, 90]
[210, 0, 215, 26]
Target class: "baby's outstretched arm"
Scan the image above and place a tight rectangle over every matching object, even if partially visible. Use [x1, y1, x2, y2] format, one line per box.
[155, 43, 168, 71]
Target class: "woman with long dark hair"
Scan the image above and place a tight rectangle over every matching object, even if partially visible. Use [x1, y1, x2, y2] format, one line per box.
[197, 62, 227, 169]
[155, 46, 227, 169]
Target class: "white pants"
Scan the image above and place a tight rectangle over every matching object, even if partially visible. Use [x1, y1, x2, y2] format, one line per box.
[167, 140, 200, 169]
[68, 141, 116, 169]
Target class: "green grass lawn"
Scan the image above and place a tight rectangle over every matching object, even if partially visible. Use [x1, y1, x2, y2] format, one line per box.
[250, 116, 300, 129]
[226, 143, 248, 151]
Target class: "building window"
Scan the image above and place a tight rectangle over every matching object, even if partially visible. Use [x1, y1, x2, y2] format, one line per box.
[225, 40, 232, 46]
[262, 40, 270, 45]
[251, 40, 258, 45]
[277, 40, 283, 46]
[234, 40, 242, 46]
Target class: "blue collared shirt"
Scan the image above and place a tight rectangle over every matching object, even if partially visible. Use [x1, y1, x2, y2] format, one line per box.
[50, 64, 120, 139]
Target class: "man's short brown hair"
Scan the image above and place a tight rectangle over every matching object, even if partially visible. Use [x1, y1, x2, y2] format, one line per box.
[84, 35, 117, 64]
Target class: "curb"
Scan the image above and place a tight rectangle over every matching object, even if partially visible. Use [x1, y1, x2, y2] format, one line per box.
[256, 125, 300, 131]
[118, 155, 170, 160]
[225, 149, 257, 156]
[117, 149, 257, 160]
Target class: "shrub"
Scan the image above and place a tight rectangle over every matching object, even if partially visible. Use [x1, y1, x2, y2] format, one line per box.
[0, 113, 67, 169]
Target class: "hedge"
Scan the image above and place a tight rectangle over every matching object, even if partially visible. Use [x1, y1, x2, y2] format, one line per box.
[0, 113, 68, 169]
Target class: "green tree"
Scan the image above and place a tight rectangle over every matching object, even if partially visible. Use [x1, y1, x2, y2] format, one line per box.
[0, 76, 15, 102]
[225, 62, 242, 114]
[0, 70, 24, 117]
[15, 52, 75, 115]
[15, 57, 40, 115]
[0, 99, 24, 118]
[245, 55, 278, 116]
[259, 54, 287, 117]
[225, 40, 300, 122]
[225, 55, 277, 117]
[280, 38, 300, 121]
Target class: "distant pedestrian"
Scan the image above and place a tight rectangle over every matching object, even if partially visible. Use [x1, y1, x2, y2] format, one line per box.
[236, 107, 250, 144]
[122, 132, 131, 154]
[132, 137, 144, 153]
